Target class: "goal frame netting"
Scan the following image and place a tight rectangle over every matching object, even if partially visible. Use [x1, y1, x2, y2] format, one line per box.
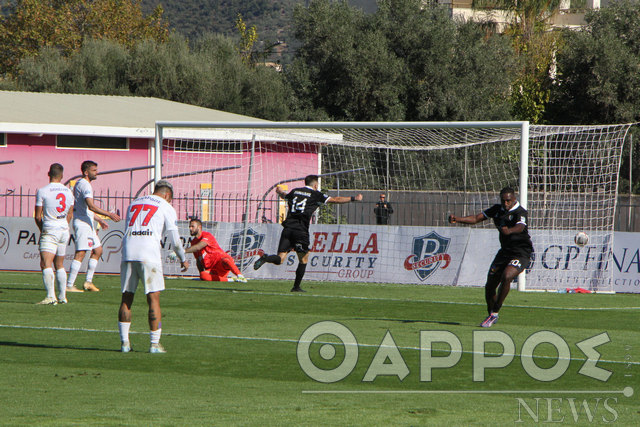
[153, 120, 630, 293]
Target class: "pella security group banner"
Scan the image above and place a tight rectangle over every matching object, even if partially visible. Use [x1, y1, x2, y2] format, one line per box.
[0, 217, 638, 293]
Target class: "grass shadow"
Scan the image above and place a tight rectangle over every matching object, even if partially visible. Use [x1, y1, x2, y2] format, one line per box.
[0, 341, 120, 352]
[349, 317, 461, 326]
[185, 286, 257, 293]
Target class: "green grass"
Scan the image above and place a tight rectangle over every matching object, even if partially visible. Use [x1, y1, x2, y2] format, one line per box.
[0, 272, 638, 426]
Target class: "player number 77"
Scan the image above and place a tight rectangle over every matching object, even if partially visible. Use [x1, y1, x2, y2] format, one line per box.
[128, 204, 159, 226]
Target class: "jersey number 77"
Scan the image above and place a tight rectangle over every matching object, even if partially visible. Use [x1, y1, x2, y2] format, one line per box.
[128, 204, 158, 226]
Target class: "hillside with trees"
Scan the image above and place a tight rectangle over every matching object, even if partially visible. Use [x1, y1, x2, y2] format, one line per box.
[140, 0, 378, 46]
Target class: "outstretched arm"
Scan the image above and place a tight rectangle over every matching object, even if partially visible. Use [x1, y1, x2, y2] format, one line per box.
[86, 198, 121, 222]
[185, 241, 208, 254]
[448, 213, 486, 225]
[275, 185, 288, 199]
[328, 194, 363, 204]
[166, 228, 189, 272]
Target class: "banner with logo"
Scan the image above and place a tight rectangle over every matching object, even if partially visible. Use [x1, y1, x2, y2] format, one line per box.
[0, 217, 638, 293]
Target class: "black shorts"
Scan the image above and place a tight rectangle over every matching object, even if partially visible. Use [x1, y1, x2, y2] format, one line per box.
[488, 249, 531, 279]
[277, 227, 310, 254]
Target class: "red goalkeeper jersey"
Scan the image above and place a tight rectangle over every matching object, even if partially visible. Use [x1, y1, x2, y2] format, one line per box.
[190, 231, 226, 269]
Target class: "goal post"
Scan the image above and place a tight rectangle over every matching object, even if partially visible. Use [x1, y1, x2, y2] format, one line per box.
[153, 121, 632, 292]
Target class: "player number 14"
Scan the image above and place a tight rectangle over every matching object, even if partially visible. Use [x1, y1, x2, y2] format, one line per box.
[291, 197, 307, 213]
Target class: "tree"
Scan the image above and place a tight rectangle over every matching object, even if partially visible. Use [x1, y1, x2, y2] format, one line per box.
[288, 0, 515, 121]
[547, 1, 640, 125]
[473, 0, 563, 123]
[288, 0, 405, 121]
[545, 1, 640, 194]
[0, 0, 168, 75]
[235, 14, 258, 65]
[10, 34, 292, 120]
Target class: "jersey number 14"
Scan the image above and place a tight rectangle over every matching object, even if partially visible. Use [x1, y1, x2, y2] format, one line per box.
[290, 197, 307, 214]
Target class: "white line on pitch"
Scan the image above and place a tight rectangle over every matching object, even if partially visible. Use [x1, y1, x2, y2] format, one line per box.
[3, 281, 640, 311]
[1, 323, 638, 366]
[165, 287, 640, 311]
[302, 387, 635, 396]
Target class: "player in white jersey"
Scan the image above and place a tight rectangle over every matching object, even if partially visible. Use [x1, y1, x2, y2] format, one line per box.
[34, 163, 74, 305]
[67, 160, 121, 292]
[118, 180, 189, 353]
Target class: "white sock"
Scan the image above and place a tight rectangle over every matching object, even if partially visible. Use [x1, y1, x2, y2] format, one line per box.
[67, 259, 82, 287]
[150, 329, 162, 345]
[56, 268, 67, 300]
[42, 268, 55, 299]
[86, 258, 98, 283]
[119, 322, 131, 343]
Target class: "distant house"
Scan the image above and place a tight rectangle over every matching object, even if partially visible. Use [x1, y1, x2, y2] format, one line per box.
[0, 91, 322, 222]
[435, 0, 602, 32]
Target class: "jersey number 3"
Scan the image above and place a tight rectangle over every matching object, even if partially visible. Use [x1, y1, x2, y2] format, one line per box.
[55, 193, 66, 213]
[128, 204, 158, 226]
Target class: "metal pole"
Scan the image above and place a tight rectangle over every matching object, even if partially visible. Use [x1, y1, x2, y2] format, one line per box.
[240, 135, 257, 270]
[154, 124, 163, 184]
[386, 134, 390, 197]
[210, 172, 215, 222]
[518, 121, 530, 292]
[463, 145, 468, 215]
[336, 176, 341, 225]
[628, 134, 633, 231]
[64, 164, 155, 186]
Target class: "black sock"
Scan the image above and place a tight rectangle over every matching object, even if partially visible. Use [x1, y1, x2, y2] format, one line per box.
[293, 263, 307, 289]
[485, 287, 496, 315]
[265, 255, 281, 265]
[492, 300, 502, 314]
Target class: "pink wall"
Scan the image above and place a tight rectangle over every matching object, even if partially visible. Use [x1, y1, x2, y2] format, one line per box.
[0, 133, 151, 216]
[160, 141, 320, 222]
[1, 134, 321, 222]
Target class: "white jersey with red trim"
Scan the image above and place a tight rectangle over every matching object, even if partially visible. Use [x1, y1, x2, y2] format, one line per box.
[122, 194, 180, 264]
[72, 178, 95, 225]
[35, 183, 74, 232]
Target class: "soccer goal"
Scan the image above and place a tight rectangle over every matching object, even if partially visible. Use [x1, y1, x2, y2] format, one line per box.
[153, 121, 632, 292]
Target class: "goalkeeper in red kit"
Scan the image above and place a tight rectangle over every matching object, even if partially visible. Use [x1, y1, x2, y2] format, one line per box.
[185, 218, 246, 283]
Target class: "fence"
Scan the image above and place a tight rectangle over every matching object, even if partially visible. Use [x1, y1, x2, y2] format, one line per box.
[3, 188, 640, 231]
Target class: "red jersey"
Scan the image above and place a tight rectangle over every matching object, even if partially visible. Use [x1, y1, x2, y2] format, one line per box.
[190, 231, 226, 269]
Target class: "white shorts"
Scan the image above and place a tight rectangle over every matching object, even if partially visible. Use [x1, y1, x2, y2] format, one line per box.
[120, 261, 165, 294]
[39, 229, 70, 256]
[73, 220, 101, 251]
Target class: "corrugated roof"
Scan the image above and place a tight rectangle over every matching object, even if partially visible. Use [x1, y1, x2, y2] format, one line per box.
[0, 91, 265, 138]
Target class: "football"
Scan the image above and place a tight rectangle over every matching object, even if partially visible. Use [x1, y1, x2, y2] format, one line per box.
[575, 231, 589, 246]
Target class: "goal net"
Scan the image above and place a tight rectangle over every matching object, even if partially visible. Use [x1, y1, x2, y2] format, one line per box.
[153, 122, 632, 292]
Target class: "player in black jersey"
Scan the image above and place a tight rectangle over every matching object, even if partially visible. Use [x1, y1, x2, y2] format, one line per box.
[449, 187, 533, 327]
[254, 175, 363, 292]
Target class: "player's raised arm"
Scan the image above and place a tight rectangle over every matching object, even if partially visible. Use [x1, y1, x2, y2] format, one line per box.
[327, 194, 363, 204]
[448, 212, 486, 225]
[275, 185, 288, 199]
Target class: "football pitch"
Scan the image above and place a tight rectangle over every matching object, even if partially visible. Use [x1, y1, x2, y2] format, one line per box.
[0, 272, 638, 426]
